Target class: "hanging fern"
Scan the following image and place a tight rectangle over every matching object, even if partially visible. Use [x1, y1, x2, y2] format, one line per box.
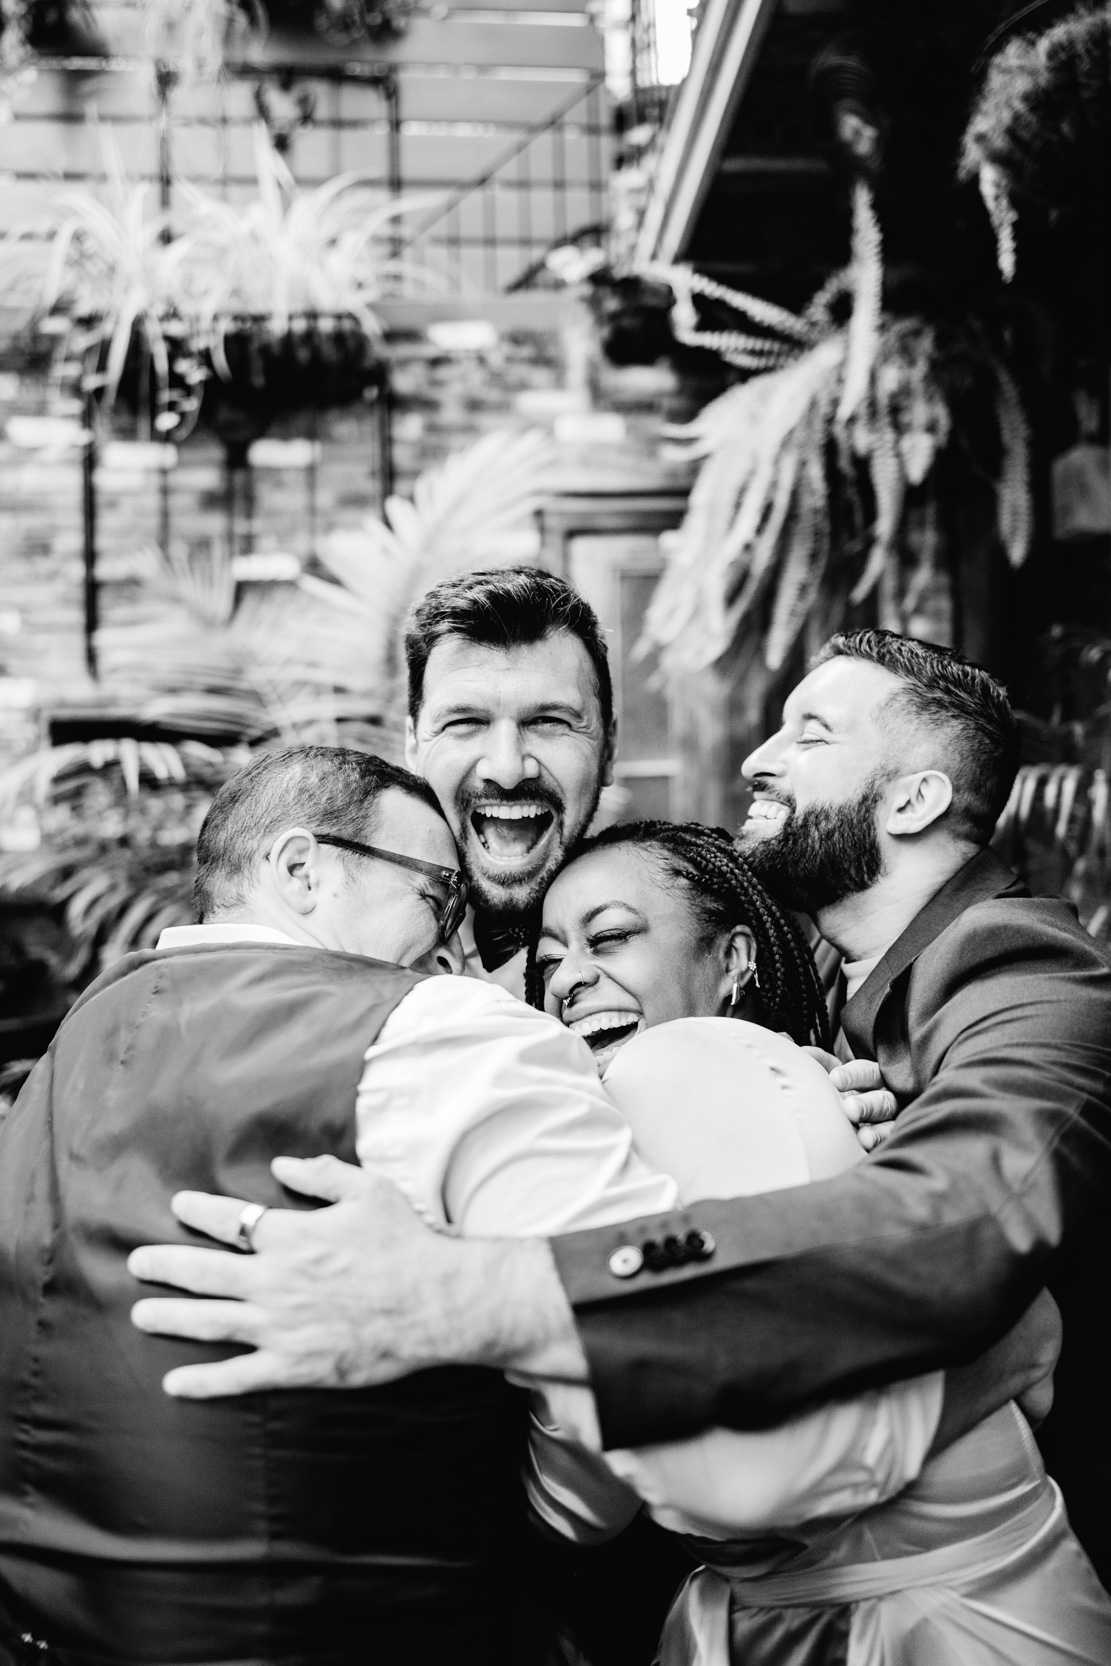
[643, 203, 1033, 677]
[835, 181, 883, 430]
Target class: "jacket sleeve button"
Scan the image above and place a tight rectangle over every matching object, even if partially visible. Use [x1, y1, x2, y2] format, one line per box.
[608, 1244, 645, 1279]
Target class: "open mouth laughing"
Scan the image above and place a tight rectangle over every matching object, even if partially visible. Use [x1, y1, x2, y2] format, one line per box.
[469, 798, 558, 867]
[566, 1007, 645, 1071]
[742, 794, 792, 837]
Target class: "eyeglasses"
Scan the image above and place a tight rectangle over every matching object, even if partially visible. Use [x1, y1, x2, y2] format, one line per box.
[312, 833, 469, 944]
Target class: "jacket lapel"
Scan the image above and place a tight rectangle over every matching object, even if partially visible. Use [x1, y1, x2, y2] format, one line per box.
[840, 848, 1026, 1060]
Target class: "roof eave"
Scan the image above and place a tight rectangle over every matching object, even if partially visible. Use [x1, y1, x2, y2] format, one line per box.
[633, 0, 778, 268]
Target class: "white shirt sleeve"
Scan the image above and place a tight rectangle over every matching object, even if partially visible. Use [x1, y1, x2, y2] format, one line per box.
[355, 976, 679, 1235]
[355, 979, 943, 1539]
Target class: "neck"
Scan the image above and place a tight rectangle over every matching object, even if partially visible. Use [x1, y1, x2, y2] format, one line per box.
[209, 898, 324, 948]
[814, 840, 976, 963]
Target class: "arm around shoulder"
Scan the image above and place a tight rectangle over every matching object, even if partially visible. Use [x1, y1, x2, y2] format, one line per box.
[550, 897, 1111, 1448]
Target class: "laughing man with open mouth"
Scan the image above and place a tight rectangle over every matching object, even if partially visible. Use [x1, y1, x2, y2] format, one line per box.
[403, 567, 617, 991]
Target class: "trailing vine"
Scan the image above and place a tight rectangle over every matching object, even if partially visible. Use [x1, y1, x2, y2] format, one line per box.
[642, 185, 1031, 676]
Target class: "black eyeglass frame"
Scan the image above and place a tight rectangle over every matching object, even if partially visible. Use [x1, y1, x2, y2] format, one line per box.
[312, 833, 469, 943]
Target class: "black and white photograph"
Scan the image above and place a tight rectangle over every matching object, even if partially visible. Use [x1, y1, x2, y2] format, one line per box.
[0, 0, 1109, 1661]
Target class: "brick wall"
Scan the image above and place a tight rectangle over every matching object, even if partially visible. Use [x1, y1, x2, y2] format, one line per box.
[0, 301, 698, 760]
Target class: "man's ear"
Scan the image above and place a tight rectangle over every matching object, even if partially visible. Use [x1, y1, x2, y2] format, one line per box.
[266, 827, 321, 916]
[884, 770, 953, 838]
[601, 717, 618, 789]
[403, 715, 419, 772]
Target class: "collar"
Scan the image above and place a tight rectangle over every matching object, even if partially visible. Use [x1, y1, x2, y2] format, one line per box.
[156, 923, 303, 950]
[840, 847, 1026, 1060]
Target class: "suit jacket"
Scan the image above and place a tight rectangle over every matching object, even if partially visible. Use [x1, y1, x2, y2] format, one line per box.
[551, 850, 1111, 1463]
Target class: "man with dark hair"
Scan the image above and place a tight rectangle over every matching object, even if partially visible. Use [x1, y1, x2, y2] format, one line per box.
[128, 629, 1111, 1593]
[402, 567, 616, 983]
[737, 627, 1021, 916]
[817, 627, 1019, 839]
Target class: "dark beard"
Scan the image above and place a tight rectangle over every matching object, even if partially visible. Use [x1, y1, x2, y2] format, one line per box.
[739, 779, 887, 916]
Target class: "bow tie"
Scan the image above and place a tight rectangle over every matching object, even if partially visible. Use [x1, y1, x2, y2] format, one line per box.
[472, 907, 541, 973]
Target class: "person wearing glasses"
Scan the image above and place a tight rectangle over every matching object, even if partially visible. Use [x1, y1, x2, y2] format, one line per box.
[0, 743, 685, 1666]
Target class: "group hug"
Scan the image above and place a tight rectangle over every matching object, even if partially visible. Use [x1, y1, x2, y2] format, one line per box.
[2, 565, 1111, 1666]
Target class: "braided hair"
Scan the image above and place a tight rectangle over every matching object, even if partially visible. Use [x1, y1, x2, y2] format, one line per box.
[526, 819, 831, 1050]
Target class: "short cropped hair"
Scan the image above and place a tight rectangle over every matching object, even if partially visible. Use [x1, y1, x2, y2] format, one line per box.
[403, 567, 613, 731]
[813, 630, 1020, 843]
[194, 746, 443, 920]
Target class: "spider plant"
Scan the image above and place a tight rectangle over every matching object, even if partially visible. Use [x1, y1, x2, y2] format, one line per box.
[0, 127, 205, 437]
[178, 125, 435, 401]
[142, 0, 261, 85]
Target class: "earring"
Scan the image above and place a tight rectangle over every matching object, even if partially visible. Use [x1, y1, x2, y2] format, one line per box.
[730, 959, 758, 1008]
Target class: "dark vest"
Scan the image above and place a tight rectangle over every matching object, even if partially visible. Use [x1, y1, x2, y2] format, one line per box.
[0, 943, 530, 1666]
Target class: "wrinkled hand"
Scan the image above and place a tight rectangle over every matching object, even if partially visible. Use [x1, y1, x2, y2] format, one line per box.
[128, 1155, 578, 1400]
[803, 1048, 898, 1151]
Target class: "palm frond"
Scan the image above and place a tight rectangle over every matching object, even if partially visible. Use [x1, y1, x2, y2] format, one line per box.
[0, 739, 242, 976]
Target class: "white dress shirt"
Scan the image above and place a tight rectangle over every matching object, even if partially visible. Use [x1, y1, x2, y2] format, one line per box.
[155, 923, 941, 1536]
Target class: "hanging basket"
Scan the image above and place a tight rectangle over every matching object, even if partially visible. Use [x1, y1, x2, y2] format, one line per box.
[265, 0, 421, 44]
[206, 312, 385, 417]
[46, 311, 208, 440]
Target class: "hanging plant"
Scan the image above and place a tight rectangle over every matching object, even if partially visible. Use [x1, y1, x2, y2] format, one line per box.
[139, 0, 421, 83]
[640, 183, 1031, 676]
[0, 127, 207, 438]
[142, 0, 263, 85]
[3, 0, 106, 113]
[176, 124, 433, 418]
[1, 0, 35, 115]
[960, 4, 1111, 282]
[306, 0, 422, 45]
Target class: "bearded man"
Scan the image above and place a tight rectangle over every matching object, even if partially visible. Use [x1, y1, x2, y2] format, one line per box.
[127, 631, 1111, 1601]
[401, 568, 616, 994]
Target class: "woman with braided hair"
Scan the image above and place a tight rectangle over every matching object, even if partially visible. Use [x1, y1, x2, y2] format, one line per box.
[521, 817, 1111, 1666]
[524, 817, 831, 1048]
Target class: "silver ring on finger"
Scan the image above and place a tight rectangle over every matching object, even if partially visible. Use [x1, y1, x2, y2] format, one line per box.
[236, 1202, 269, 1254]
